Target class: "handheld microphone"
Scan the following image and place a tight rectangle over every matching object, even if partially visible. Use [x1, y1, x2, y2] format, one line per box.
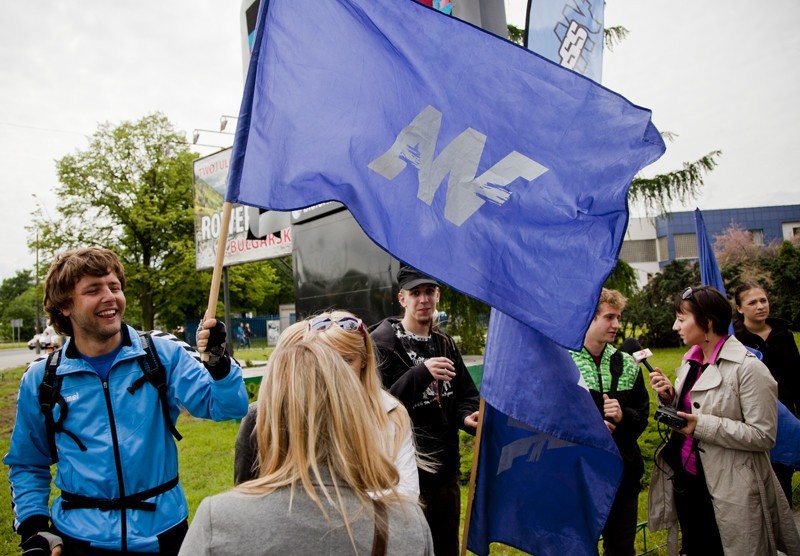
[621, 337, 655, 373]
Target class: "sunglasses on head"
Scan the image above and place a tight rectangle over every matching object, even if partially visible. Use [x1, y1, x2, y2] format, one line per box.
[681, 287, 695, 300]
[307, 315, 364, 334]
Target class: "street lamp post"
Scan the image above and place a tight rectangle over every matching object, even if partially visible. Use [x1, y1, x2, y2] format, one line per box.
[35, 228, 39, 330]
[219, 115, 239, 132]
[191, 129, 234, 146]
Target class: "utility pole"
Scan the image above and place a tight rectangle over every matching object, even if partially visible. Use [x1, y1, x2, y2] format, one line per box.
[35, 228, 40, 331]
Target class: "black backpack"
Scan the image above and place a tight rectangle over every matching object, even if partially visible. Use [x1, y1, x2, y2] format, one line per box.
[38, 331, 182, 464]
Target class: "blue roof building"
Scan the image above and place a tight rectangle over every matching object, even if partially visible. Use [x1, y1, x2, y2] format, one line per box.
[621, 204, 800, 287]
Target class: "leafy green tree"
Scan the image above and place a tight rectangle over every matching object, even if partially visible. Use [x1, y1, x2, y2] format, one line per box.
[31, 113, 201, 331]
[438, 285, 489, 355]
[507, 24, 524, 45]
[253, 257, 295, 315]
[0, 271, 36, 341]
[228, 259, 293, 316]
[623, 260, 700, 347]
[768, 241, 800, 323]
[604, 259, 637, 299]
[0, 270, 34, 314]
[0, 287, 39, 342]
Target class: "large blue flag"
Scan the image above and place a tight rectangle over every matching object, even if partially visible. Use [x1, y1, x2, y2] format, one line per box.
[468, 310, 622, 555]
[694, 208, 800, 469]
[226, 0, 665, 351]
[466, 1, 624, 553]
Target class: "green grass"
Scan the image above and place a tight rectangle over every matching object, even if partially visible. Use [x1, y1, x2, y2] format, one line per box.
[231, 345, 273, 367]
[0, 343, 26, 350]
[0, 344, 796, 555]
[0, 369, 27, 553]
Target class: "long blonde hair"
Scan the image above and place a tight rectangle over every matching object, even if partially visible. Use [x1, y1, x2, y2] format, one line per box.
[237, 342, 401, 545]
[274, 312, 412, 468]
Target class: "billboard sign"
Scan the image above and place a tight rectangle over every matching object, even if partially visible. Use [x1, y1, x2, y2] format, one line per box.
[193, 147, 292, 271]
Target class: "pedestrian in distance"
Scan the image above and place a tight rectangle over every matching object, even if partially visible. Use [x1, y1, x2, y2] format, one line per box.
[237, 322, 246, 349]
[243, 322, 254, 349]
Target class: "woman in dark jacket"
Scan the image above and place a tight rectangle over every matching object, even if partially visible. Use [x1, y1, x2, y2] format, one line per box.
[734, 282, 800, 505]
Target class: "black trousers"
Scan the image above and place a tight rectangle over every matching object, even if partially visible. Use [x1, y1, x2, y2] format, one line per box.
[672, 471, 723, 556]
[601, 489, 639, 556]
[53, 519, 187, 556]
[772, 461, 795, 508]
[420, 474, 461, 556]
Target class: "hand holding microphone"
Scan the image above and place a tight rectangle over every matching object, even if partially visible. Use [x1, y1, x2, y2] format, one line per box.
[622, 338, 674, 402]
[620, 337, 655, 373]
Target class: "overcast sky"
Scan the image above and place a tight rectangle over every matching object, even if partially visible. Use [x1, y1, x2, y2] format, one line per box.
[0, 0, 798, 282]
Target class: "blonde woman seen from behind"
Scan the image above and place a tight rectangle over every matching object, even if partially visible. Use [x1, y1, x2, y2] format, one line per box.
[180, 342, 433, 556]
[234, 312, 420, 498]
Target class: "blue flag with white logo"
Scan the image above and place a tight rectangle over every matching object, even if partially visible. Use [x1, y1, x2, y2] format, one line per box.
[695, 208, 800, 468]
[466, 3, 623, 553]
[525, 0, 604, 83]
[468, 310, 622, 555]
[226, 0, 665, 351]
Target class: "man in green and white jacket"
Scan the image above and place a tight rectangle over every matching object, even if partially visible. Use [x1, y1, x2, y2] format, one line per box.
[569, 288, 649, 556]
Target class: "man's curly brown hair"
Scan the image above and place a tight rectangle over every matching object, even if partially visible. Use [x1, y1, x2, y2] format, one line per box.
[44, 248, 125, 336]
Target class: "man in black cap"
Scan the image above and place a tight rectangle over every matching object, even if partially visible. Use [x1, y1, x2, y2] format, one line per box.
[371, 264, 480, 556]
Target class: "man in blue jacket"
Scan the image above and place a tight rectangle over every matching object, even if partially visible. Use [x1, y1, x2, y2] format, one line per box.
[4, 247, 248, 555]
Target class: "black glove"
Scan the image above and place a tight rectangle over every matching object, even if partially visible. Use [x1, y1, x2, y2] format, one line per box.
[20, 532, 62, 555]
[197, 320, 231, 380]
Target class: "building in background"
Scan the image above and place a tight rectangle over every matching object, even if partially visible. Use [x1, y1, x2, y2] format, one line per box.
[622, 204, 800, 287]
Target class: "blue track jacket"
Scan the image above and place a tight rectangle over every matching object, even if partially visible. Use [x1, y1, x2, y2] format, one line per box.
[4, 325, 248, 552]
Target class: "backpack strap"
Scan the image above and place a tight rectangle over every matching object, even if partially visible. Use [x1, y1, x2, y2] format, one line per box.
[60, 475, 180, 512]
[38, 349, 87, 464]
[371, 499, 389, 556]
[127, 331, 182, 441]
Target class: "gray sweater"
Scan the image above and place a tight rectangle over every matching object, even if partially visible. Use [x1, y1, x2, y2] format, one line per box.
[179, 471, 433, 555]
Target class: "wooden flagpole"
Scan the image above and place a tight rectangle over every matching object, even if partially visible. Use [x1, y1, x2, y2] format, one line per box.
[460, 396, 486, 556]
[200, 201, 233, 360]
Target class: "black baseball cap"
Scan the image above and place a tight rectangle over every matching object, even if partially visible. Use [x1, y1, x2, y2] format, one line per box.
[397, 264, 439, 291]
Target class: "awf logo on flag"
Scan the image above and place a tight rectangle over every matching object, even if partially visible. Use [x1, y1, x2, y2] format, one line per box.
[368, 105, 549, 226]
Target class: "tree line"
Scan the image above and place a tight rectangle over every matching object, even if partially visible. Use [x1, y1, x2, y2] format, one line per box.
[620, 227, 800, 348]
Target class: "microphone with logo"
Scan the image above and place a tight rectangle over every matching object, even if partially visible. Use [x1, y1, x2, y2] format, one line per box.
[621, 338, 687, 429]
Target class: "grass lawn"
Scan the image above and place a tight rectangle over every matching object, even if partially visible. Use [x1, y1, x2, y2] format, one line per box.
[0, 343, 796, 555]
[0, 343, 26, 351]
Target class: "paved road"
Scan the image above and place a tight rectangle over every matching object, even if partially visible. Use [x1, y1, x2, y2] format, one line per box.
[0, 347, 39, 371]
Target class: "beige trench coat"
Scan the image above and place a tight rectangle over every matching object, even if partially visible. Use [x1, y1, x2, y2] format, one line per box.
[648, 337, 800, 556]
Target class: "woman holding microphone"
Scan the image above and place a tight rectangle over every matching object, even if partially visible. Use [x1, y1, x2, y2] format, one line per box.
[647, 285, 799, 555]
